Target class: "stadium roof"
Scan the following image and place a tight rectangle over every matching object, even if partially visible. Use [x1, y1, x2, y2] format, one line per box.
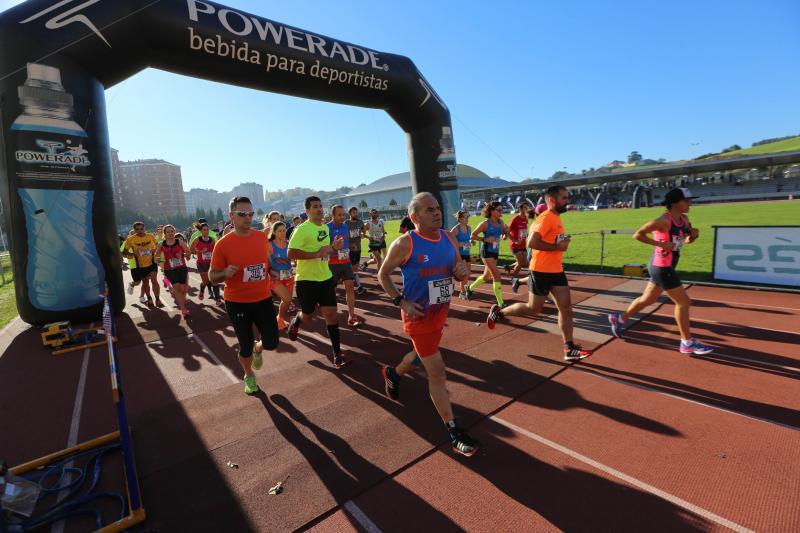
[464, 150, 800, 195]
[340, 164, 510, 197]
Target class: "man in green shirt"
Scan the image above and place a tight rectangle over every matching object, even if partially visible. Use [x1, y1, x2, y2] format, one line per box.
[287, 195, 349, 368]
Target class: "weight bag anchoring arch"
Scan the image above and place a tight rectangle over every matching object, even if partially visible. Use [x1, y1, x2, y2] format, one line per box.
[0, 0, 459, 325]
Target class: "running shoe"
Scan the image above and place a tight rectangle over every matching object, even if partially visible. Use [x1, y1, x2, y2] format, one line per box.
[608, 312, 624, 338]
[333, 353, 351, 369]
[463, 287, 474, 301]
[287, 315, 300, 341]
[382, 366, 400, 400]
[155, 299, 165, 308]
[216, 298, 225, 308]
[359, 262, 368, 272]
[511, 277, 521, 293]
[679, 339, 714, 355]
[251, 341, 263, 370]
[127, 282, 135, 295]
[243, 374, 259, 395]
[356, 286, 367, 296]
[487, 304, 503, 329]
[450, 428, 481, 457]
[276, 317, 287, 330]
[139, 295, 148, 304]
[198, 290, 204, 301]
[564, 344, 592, 362]
[504, 264, 512, 274]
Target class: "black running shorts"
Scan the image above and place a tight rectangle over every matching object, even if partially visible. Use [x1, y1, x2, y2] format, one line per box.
[164, 267, 188, 285]
[225, 297, 279, 357]
[131, 263, 157, 282]
[649, 265, 682, 290]
[528, 271, 569, 296]
[296, 277, 337, 314]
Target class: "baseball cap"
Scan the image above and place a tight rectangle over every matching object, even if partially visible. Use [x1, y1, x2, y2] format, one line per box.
[661, 187, 698, 206]
[535, 203, 549, 215]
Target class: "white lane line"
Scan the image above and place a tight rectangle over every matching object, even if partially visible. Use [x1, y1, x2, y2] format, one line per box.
[343, 500, 383, 533]
[572, 366, 800, 432]
[490, 416, 756, 533]
[681, 316, 799, 337]
[187, 334, 239, 384]
[52, 333, 94, 533]
[621, 334, 800, 374]
[0, 315, 21, 339]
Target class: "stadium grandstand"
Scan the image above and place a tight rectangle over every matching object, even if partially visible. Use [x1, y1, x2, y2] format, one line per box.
[330, 164, 510, 217]
[462, 150, 800, 210]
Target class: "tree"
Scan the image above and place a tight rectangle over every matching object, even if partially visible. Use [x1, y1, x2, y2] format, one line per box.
[389, 198, 397, 206]
[359, 200, 368, 209]
[215, 207, 224, 221]
[549, 170, 569, 181]
[721, 144, 742, 153]
[627, 151, 642, 164]
[256, 208, 264, 217]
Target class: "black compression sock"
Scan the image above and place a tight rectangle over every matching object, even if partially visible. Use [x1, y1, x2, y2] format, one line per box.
[327, 324, 341, 356]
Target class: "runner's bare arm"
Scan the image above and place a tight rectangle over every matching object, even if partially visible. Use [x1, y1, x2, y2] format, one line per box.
[209, 264, 239, 284]
[634, 216, 674, 249]
[529, 231, 564, 251]
[685, 217, 700, 243]
[470, 221, 487, 241]
[378, 235, 410, 298]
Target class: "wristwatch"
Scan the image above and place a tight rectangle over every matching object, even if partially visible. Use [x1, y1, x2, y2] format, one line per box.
[392, 295, 403, 306]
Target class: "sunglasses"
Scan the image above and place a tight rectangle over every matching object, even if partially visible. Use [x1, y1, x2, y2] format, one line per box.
[234, 211, 255, 218]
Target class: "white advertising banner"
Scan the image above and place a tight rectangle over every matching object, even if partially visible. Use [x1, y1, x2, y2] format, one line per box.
[713, 226, 800, 287]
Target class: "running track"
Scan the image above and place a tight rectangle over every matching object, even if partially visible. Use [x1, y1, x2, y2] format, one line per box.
[0, 266, 798, 532]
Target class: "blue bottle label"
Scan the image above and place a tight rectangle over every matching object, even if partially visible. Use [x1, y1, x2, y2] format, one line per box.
[12, 129, 92, 190]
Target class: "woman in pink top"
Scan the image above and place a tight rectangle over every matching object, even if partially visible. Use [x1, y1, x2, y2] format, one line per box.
[608, 188, 714, 355]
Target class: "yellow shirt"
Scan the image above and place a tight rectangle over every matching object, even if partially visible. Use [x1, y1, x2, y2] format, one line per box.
[123, 233, 158, 268]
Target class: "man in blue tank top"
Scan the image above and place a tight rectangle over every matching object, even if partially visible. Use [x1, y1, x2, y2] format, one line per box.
[378, 192, 481, 457]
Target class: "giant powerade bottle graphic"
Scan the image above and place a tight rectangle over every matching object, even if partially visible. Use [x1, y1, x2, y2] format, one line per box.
[11, 63, 105, 311]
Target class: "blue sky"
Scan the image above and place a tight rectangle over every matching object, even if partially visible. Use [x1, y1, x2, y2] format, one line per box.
[3, 0, 799, 193]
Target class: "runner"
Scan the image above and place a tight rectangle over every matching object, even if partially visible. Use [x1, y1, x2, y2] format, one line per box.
[450, 210, 473, 298]
[361, 208, 386, 272]
[287, 196, 350, 368]
[465, 201, 508, 307]
[345, 207, 367, 295]
[511, 202, 548, 294]
[378, 192, 480, 457]
[286, 215, 303, 241]
[486, 186, 593, 362]
[155, 225, 191, 318]
[398, 214, 414, 234]
[507, 200, 532, 292]
[189, 218, 218, 245]
[267, 221, 294, 330]
[328, 205, 365, 327]
[209, 196, 279, 395]
[190, 223, 223, 307]
[608, 187, 714, 355]
[263, 211, 281, 234]
[123, 221, 164, 308]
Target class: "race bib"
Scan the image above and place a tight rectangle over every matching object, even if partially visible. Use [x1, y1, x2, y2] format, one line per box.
[279, 269, 293, 280]
[201, 252, 213, 261]
[556, 233, 568, 244]
[349, 229, 361, 239]
[337, 249, 350, 260]
[139, 249, 153, 256]
[459, 242, 470, 251]
[168, 258, 183, 268]
[672, 235, 685, 253]
[242, 263, 266, 282]
[519, 229, 528, 241]
[428, 277, 453, 305]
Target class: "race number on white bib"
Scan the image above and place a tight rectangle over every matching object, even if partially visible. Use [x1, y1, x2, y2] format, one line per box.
[349, 229, 361, 239]
[242, 263, 266, 282]
[168, 258, 183, 268]
[139, 249, 153, 256]
[556, 233, 568, 244]
[672, 235, 685, 253]
[519, 229, 528, 240]
[201, 252, 212, 261]
[337, 249, 349, 260]
[428, 277, 453, 305]
[279, 269, 293, 280]
[459, 242, 470, 251]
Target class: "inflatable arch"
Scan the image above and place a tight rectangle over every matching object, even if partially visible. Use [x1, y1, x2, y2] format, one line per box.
[0, 0, 459, 325]
[631, 185, 653, 208]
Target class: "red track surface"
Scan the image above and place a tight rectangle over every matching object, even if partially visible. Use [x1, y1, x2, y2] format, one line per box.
[1, 268, 798, 532]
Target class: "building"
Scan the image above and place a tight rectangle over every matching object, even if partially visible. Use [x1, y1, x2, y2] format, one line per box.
[184, 188, 227, 215]
[330, 164, 511, 211]
[231, 182, 264, 206]
[116, 158, 186, 216]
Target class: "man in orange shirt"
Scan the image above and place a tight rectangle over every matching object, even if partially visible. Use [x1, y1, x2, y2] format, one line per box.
[485, 186, 592, 361]
[209, 196, 279, 395]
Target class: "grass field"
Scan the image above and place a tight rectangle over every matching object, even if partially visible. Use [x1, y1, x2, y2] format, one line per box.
[0, 282, 17, 330]
[374, 200, 800, 281]
[720, 136, 800, 157]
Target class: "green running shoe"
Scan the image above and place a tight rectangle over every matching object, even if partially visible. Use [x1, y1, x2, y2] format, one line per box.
[244, 374, 259, 395]
[251, 341, 264, 371]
